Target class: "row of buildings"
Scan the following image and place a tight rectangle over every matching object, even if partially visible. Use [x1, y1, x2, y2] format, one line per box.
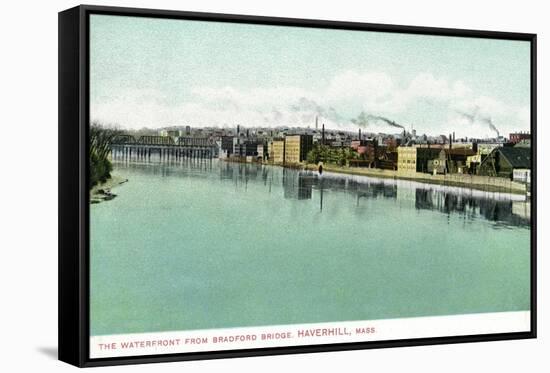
[221, 134, 314, 164]
[157, 125, 531, 182]
[217, 125, 315, 164]
[395, 138, 531, 182]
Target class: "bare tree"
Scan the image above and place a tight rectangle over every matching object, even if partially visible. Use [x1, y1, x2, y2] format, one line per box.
[89, 121, 123, 188]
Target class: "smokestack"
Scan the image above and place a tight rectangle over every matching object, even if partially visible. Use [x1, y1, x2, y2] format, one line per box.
[322, 124, 325, 145]
[237, 125, 240, 135]
[449, 133, 452, 149]
[453, 132, 455, 142]
[315, 116, 318, 130]
[359, 128, 362, 140]
[246, 129, 249, 138]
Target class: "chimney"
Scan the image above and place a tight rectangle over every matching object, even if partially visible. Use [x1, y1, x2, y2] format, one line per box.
[322, 124, 325, 145]
[237, 125, 240, 135]
[358, 128, 362, 140]
[315, 116, 318, 130]
[453, 131, 455, 142]
[449, 133, 452, 149]
[246, 129, 249, 138]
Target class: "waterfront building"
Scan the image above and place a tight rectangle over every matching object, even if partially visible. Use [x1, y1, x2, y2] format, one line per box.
[284, 135, 313, 164]
[427, 148, 476, 174]
[256, 143, 266, 161]
[233, 138, 260, 157]
[509, 132, 531, 144]
[513, 169, 531, 184]
[478, 147, 531, 178]
[269, 139, 285, 164]
[416, 147, 444, 173]
[397, 146, 417, 173]
[266, 134, 313, 164]
[466, 143, 502, 173]
[245, 142, 260, 157]
[232, 137, 244, 156]
[397, 146, 442, 173]
[378, 151, 398, 170]
[221, 136, 234, 157]
[514, 139, 531, 148]
[428, 151, 447, 175]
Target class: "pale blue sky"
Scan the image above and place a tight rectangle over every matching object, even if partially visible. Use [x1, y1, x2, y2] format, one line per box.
[90, 14, 531, 138]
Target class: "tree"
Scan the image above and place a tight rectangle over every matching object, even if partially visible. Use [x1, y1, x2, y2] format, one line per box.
[89, 122, 122, 189]
[306, 144, 359, 167]
[306, 144, 322, 164]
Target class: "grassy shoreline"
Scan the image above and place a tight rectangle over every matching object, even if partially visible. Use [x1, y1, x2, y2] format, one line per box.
[305, 164, 527, 195]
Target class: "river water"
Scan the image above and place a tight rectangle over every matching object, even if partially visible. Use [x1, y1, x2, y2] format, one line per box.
[90, 160, 530, 336]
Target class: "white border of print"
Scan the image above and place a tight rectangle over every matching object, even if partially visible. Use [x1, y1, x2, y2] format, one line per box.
[91, 310, 530, 358]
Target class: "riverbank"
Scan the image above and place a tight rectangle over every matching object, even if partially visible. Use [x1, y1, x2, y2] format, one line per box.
[304, 163, 527, 195]
[90, 174, 128, 204]
[221, 158, 527, 195]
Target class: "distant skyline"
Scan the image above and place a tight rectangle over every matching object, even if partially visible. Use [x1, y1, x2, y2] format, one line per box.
[90, 14, 531, 138]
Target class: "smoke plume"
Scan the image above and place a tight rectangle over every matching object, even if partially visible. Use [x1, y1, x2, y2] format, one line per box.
[288, 97, 345, 125]
[480, 116, 499, 137]
[351, 112, 405, 129]
[455, 106, 500, 137]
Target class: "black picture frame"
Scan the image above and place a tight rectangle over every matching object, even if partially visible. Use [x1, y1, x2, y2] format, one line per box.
[58, 4, 537, 367]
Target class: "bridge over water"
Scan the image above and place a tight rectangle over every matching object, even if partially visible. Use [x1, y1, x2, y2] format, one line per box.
[111, 135, 219, 162]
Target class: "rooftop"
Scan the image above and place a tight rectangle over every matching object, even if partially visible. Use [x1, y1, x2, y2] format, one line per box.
[498, 147, 531, 168]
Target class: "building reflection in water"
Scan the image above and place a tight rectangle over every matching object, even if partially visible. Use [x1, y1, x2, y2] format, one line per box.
[414, 187, 530, 227]
[283, 168, 313, 200]
[115, 161, 529, 229]
[216, 162, 529, 228]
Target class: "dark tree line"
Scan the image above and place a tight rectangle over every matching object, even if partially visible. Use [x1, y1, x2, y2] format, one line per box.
[90, 121, 122, 189]
[306, 144, 358, 166]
